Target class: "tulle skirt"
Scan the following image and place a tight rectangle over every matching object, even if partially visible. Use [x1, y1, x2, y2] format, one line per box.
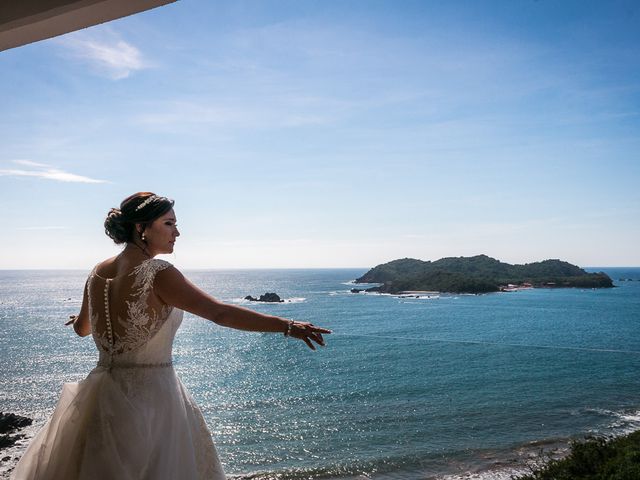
[11, 366, 225, 480]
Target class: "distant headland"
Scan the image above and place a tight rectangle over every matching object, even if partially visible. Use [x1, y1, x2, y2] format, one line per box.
[355, 255, 613, 294]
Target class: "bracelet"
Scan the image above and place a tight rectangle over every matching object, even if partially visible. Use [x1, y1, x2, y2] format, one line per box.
[284, 320, 294, 337]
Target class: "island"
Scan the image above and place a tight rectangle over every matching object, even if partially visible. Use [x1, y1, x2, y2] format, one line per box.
[355, 255, 613, 294]
[244, 292, 284, 303]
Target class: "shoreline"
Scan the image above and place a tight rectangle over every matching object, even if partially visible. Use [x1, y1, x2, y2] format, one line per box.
[4, 418, 638, 480]
[350, 285, 614, 298]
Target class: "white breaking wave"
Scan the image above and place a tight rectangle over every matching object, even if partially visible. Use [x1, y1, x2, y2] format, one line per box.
[607, 409, 640, 434]
[284, 297, 306, 304]
[231, 297, 306, 304]
[438, 468, 523, 480]
[618, 411, 640, 424]
[582, 407, 640, 431]
[396, 294, 440, 300]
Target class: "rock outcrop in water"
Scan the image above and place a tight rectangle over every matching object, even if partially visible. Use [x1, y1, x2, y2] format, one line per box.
[244, 292, 284, 303]
[356, 255, 613, 294]
[0, 412, 32, 451]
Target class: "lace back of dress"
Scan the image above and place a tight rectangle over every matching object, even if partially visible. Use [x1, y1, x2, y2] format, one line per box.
[89, 259, 173, 358]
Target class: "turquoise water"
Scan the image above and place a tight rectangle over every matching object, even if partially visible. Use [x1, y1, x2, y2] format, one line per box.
[1, 267, 639, 479]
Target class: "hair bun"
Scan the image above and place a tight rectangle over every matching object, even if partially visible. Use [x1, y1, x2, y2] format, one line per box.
[104, 192, 175, 245]
[104, 208, 130, 244]
[107, 207, 122, 218]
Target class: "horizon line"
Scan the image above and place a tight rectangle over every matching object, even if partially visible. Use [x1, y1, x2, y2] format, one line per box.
[1, 265, 639, 272]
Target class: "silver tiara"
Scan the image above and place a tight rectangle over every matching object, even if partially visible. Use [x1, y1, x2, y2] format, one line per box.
[135, 195, 157, 211]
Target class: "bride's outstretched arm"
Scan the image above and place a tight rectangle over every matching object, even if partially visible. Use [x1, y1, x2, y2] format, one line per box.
[155, 267, 330, 349]
[65, 280, 91, 337]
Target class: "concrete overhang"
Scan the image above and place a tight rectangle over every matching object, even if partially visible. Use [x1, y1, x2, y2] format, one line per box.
[0, 0, 177, 52]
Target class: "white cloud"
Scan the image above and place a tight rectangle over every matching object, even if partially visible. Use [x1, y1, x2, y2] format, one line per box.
[0, 160, 107, 184]
[12, 159, 50, 168]
[57, 30, 148, 80]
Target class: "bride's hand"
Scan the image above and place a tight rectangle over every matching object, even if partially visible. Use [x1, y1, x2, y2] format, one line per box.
[287, 321, 332, 350]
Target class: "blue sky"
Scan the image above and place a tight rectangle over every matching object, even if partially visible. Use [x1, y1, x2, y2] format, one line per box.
[1, 0, 639, 269]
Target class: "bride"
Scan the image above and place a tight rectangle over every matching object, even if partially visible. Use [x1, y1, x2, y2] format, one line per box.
[11, 192, 331, 480]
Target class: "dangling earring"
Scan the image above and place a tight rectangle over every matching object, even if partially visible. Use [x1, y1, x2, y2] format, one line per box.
[141, 233, 147, 242]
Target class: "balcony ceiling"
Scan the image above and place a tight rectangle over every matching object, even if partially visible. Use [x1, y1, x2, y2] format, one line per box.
[0, 0, 176, 52]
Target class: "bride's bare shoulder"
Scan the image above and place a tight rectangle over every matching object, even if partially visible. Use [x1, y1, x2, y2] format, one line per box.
[94, 254, 155, 278]
[154, 262, 184, 283]
[154, 265, 222, 315]
[93, 256, 119, 276]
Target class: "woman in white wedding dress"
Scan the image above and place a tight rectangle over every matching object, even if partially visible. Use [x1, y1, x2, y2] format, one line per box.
[11, 192, 330, 480]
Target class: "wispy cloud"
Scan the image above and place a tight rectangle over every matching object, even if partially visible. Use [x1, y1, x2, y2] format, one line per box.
[13, 159, 50, 168]
[0, 160, 107, 183]
[57, 30, 148, 80]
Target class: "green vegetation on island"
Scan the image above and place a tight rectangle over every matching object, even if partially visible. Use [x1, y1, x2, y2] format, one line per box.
[356, 255, 613, 294]
[515, 431, 640, 480]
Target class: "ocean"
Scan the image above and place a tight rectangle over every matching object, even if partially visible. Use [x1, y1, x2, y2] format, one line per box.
[1, 267, 639, 479]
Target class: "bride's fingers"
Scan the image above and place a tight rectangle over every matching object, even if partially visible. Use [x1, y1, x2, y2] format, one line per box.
[290, 321, 331, 334]
[296, 322, 331, 333]
[311, 326, 332, 333]
[295, 326, 324, 344]
[299, 323, 331, 334]
[306, 332, 326, 347]
[289, 323, 329, 348]
[302, 336, 316, 350]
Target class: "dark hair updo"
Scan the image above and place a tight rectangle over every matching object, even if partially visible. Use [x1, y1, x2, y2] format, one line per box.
[104, 192, 175, 244]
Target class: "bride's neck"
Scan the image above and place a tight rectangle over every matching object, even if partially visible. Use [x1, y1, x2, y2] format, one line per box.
[122, 242, 153, 259]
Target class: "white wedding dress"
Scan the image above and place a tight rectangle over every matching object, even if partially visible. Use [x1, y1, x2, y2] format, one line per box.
[12, 259, 226, 480]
